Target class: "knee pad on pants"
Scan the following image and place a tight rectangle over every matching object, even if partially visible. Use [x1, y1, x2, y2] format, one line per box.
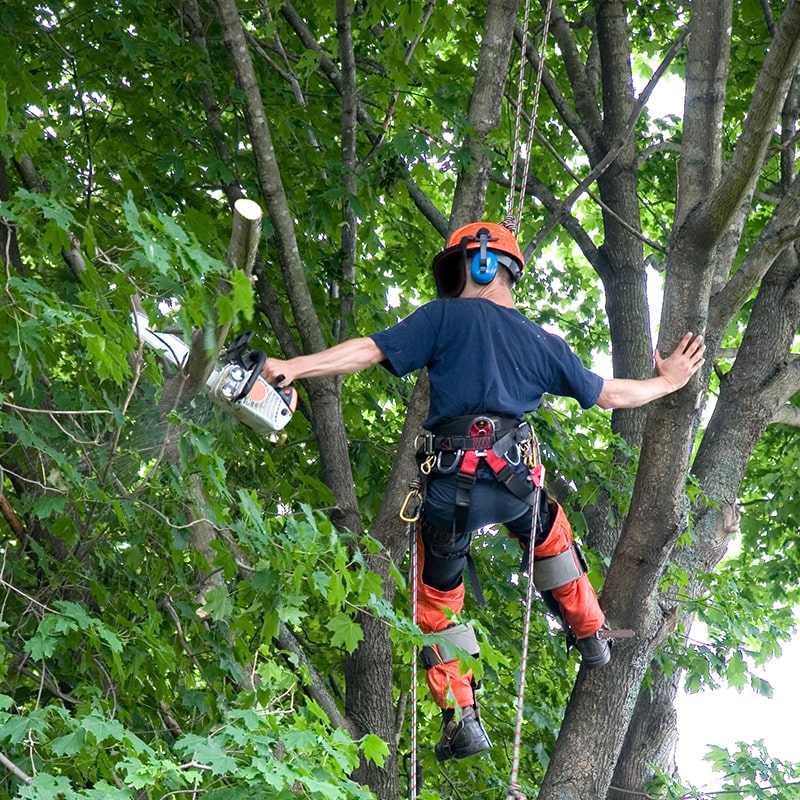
[533, 502, 604, 639]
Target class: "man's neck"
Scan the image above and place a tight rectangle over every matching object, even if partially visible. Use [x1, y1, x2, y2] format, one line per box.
[460, 282, 515, 308]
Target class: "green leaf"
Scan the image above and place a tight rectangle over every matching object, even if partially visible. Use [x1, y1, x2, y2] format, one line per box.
[326, 613, 364, 653]
[360, 733, 389, 767]
[81, 714, 127, 745]
[178, 734, 238, 775]
[201, 587, 234, 621]
[17, 773, 73, 800]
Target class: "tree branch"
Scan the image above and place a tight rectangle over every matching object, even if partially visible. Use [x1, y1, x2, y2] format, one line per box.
[449, 0, 521, 228]
[771, 402, 800, 427]
[523, 19, 691, 259]
[701, 0, 800, 243]
[213, 0, 327, 356]
[336, 0, 358, 342]
[276, 621, 356, 736]
[543, 0, 603, 151]
[279, 1, 448, 237]
[709, 169, 800, 330]
[0, 750, 32, 785]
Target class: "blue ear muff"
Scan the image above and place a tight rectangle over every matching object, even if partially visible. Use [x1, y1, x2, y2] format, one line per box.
[470, 250, 498, 284]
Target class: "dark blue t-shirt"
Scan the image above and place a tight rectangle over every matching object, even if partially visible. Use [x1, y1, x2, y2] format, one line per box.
[370, 298, 603, 429]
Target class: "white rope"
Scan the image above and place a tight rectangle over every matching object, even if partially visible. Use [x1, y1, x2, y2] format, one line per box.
[506, 445, 545, 800]
[505, 0, 555, 236]
[505, 0, 534, 232]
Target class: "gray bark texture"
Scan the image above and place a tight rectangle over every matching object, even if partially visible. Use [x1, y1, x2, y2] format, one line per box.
[538, 1, 800, 798]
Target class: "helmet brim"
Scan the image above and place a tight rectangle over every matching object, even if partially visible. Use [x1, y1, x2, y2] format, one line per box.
[431, 246, 467, 298]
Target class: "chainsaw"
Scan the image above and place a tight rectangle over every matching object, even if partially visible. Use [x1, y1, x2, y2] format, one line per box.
[132, 311, 298, 434]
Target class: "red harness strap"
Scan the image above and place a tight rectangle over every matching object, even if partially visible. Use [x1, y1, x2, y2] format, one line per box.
[453, 418, 537, 532]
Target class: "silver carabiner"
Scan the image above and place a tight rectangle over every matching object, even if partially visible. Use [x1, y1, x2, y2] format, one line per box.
[435, 449, 464, 474]
[505, 443, 521, 466]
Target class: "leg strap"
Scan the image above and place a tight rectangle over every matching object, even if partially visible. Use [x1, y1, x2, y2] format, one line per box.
[421, 623, 480, 669]
[533, 542, 589, 592]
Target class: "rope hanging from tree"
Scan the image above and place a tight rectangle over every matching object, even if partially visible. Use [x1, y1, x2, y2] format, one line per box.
[504, 0, 554, 237]
[506, 443, 545, 800]
[504, 2, 553, 798]
[399, 482, 424, 800]
[403, 3, 554, 798]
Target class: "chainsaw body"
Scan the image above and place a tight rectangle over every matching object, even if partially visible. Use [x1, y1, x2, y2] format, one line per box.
[133, 312, 297, 433]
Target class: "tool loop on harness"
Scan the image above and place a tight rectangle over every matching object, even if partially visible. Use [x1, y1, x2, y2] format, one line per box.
[532, 542, 588, 592]
[420, 623, 480, 669]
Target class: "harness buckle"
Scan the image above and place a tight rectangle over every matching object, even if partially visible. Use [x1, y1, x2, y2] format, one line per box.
[469, 416, 495, 456]
[415, 432, 436, 454]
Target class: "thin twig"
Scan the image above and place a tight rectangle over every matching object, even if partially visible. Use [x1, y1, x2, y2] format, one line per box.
[2, 401, 111, 416]
[0, 751, 32, 785]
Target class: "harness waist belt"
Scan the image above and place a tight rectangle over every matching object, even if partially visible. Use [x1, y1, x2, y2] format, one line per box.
[420, 415, 531, 454]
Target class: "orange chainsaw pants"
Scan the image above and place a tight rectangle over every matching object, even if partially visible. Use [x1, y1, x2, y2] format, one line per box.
[417, 483, 604, 709]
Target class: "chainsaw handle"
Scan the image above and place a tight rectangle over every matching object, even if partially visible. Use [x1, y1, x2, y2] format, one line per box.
[234, 349, 267, 401]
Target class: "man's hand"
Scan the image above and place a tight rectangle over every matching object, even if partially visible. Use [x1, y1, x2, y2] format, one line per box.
[654, 332, 706, 391]
[596, 332, 706, 410]
[261, 357, 295, 388]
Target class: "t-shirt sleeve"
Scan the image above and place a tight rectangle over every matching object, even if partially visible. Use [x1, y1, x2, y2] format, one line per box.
[543, 331, 604, 409]
[369, 305, 440, 378]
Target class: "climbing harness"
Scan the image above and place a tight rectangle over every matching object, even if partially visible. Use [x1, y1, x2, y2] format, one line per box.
[504, 0, 555, 236]
[416, 415, 537, 533]
[417, 415, 537, 606]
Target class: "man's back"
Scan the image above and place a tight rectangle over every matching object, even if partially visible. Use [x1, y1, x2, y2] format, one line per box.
[370, 297, 603, 428]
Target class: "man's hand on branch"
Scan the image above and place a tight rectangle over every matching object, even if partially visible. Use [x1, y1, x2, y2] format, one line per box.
[654, 332, 706, 391]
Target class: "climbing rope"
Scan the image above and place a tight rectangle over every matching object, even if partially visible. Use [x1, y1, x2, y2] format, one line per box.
[505, 0, 555, 236]
[506, 441, 545, 800]
[503, 0, 554, 789]
[399, 481, 424, 800]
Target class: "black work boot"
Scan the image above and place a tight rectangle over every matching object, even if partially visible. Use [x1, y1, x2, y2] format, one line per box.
[434, 705, 492, 761]
[574, 631, 611, 669]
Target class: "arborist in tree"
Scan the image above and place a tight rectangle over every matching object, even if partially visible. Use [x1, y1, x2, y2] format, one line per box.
[261, 221, 705, 762]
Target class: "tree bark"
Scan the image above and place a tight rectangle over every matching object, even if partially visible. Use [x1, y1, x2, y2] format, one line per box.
[450, 0, 521, 228]
[539, 1, 800, 797]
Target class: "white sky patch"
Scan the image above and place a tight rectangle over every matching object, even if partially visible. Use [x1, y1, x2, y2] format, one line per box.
[638, 72, 686, 119]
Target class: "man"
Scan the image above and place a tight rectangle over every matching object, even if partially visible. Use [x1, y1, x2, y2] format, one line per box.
[261, 221, 705, 761]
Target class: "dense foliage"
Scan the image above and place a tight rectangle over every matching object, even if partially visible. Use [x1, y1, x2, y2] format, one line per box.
[1, 1, 799, 799]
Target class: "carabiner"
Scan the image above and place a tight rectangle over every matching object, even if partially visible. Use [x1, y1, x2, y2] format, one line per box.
[435, 449, 464, 474]
[399, 485, 423, 523]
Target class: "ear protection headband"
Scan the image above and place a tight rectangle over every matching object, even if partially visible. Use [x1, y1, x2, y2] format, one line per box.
[466, 227, 498, 284]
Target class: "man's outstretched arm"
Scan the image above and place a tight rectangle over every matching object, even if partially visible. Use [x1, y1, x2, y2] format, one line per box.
[596, 332, 706, 410]
[260, 337, 386, 387]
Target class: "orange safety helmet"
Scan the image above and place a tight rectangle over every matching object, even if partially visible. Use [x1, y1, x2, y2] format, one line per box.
[431, 221, 525, 298]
